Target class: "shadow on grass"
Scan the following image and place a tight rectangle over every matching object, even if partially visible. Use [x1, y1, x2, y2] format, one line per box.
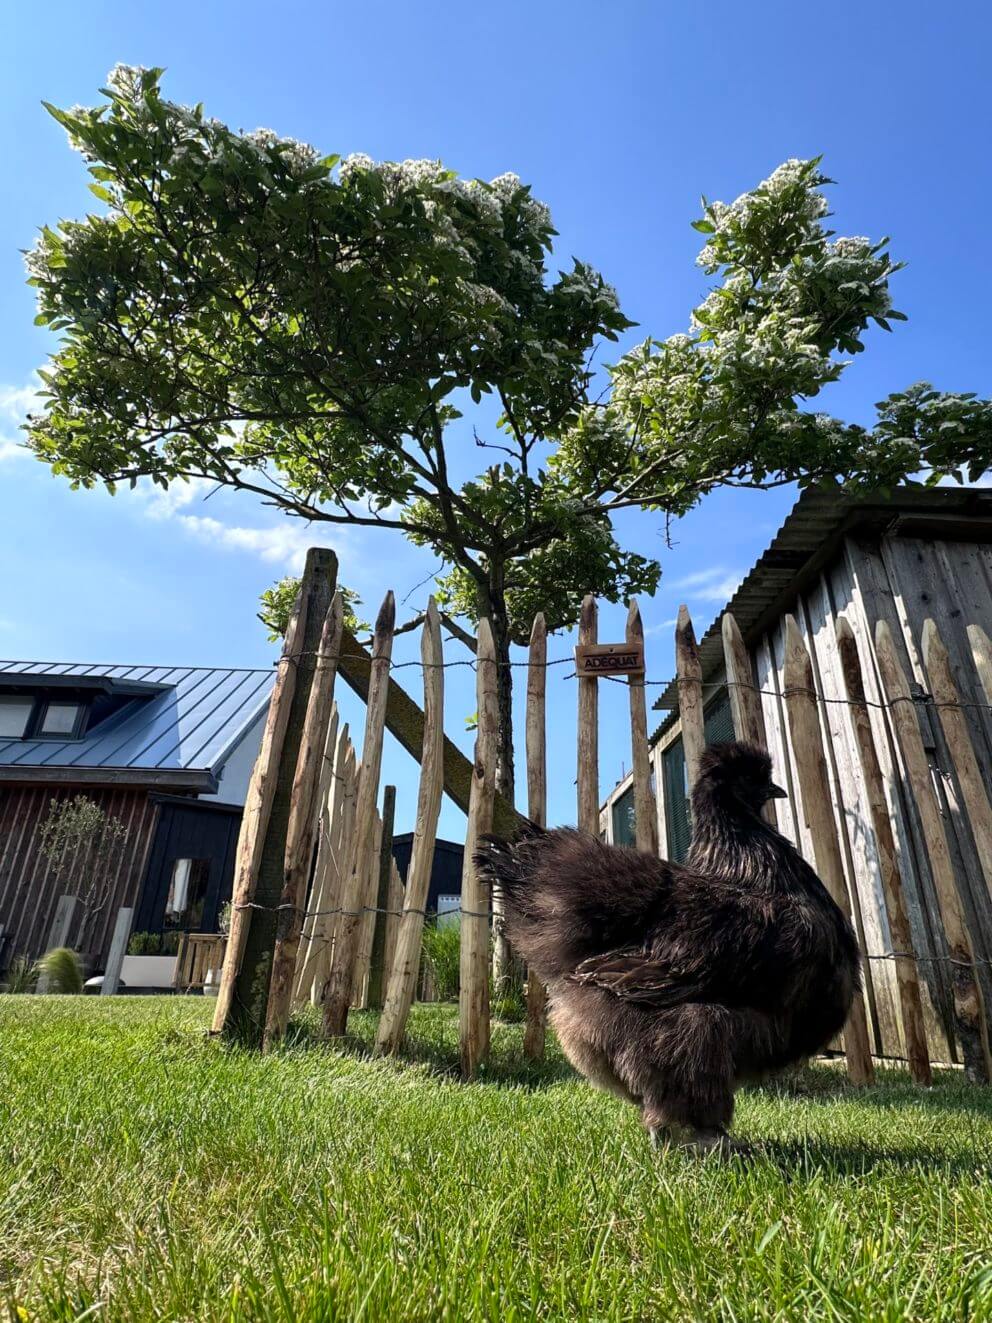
[755, 1064, 992, 1119]
[743, 1137, 992, 1178]
[282, 1008, 577, 1091]
[282, 1006, 992, 1115]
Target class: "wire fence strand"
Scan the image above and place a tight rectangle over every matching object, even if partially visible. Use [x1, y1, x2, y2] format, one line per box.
[278, 650, 992, 715]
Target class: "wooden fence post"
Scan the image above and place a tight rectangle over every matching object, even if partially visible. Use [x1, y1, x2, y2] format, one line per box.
[627, 601, 659, 855]
[460, 616, 498, 1079]
[783, 615, 874, 1085]
[376, 601, 445, 1055]
[292, 720, 348, 1005]
[968, 623, 992, 708]
[351, 812, 382, 1007]
[676, 605, 705, 792]
[263, 592, 344, 1049]
[383, 859, 403, 995]
[366, 785, 397, 1011]
[291, 706, 339, 1001]
[876, 620, 990, 1081]
[311, 743, 359, 1005]
[213, 547, 337, 1043]
[523, 612, 548, 1060]
[100, 906, 133, 997]
[836, 618, 931, 1084]
[722, 611, 777, 827]
[322, 591, 395, 1036]
[922, 618, 992, 903]
[577, 595, 599, 834]
[722, 612, 765, 747]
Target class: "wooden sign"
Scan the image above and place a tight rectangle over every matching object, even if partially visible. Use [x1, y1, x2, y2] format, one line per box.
[575, 641, 645, 677]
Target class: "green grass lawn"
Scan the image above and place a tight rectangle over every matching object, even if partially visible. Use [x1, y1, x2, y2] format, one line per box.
[2, 998, 991, 1322]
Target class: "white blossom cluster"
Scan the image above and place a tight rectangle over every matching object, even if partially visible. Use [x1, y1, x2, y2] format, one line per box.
[558, 263, 621, 313]
[243, 127, 320, 176]
[696, 158, 829, 270]
[339, 155, 551, 243]
[106, 63, 150, 98]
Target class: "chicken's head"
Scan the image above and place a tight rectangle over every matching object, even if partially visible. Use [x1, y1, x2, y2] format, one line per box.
[692, 742, 787, 820]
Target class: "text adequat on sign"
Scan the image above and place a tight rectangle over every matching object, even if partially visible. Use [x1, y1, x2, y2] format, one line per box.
[574, 642, 645, 677]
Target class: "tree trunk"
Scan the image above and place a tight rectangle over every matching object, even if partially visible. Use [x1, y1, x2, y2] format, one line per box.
[478, 570, 517, 1003]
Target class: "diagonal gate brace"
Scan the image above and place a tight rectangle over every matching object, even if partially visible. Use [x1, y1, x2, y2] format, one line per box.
[337, 627, 523, 839]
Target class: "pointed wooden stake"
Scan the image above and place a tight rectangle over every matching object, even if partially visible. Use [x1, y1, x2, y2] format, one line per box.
[627, 601, 659, 855]
[836, 617, 931, 1084]
[968, 623, 992, 708]
[523, 612, 548, 1060]
[922, 618, 992, 904]
[375, 601, 445, 1055]
[676, 605, 705, 793]
[264, 593, 344, 1050]
[460, 616, 498, 1079]
[366, 784, 397, 1011]
[721, 611, 776, 827]
[577, 595, 599, 834]
[321, 591, 395, 1036]
[213, 547, 337, 1042]
[876, 620, 989, 1081]
[292, 707, 341, 1005]
[783, 615, 874, 1085]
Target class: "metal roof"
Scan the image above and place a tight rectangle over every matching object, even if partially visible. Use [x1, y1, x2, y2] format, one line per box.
[650, 483, 992, 742]
[0, 661, 274, 791]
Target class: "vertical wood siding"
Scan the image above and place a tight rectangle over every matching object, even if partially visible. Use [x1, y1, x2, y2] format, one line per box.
[634, 526, 992, 1065]
[0, 785, 159, 967]
[750, 530, 992, 1063]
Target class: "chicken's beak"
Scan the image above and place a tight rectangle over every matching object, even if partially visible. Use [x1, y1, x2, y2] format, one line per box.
[767, 782, 788, 800]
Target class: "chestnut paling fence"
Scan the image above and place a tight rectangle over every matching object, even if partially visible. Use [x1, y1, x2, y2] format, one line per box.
[74, 546, 992, 1085]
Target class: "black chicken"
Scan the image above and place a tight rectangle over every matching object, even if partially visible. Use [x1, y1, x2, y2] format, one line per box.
[477, 742, 859, 1151]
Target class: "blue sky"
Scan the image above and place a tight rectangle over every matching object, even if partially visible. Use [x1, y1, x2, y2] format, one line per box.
[2, 1, 990, 836]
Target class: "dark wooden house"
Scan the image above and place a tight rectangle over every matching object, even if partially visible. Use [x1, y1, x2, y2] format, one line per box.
[390, 833, 464, 917]
[0, 661, 273, 971]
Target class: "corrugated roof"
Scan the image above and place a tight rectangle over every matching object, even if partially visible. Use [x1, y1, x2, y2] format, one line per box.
[650, 484, 992, 741]
[0, 661, 274, 786]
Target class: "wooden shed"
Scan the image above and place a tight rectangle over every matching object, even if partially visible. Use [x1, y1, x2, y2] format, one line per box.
[600, 486, 992, 1066]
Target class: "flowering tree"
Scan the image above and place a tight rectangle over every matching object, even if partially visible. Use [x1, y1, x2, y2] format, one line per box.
[26, 69, 992, 800]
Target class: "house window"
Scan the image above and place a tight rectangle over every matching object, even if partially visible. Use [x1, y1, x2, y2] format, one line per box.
[611, 785, 637, 847]
[37, 700, 85, 738]
[164, 858, 212, 931]
[0, 696, 34, 738]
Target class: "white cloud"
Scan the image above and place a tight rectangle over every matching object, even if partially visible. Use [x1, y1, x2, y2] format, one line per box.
[0, 376, 43, 464]
[139, 475, 354, 573]
[672, 565, 745, 603]
[644, 617, 679, 637]
[143, 476, 216, 519]
[172, 511, 343, 572]
[0, 439, 29, 464]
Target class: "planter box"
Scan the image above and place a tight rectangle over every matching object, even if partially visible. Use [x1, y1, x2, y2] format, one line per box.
[120, 954, 178, 989]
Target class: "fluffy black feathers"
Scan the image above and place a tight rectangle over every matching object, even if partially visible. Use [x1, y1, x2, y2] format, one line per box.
[476, 742, 859, 1150]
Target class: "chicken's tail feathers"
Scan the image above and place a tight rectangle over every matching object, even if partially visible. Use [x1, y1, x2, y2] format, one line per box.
[474, 825, 548, 914]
